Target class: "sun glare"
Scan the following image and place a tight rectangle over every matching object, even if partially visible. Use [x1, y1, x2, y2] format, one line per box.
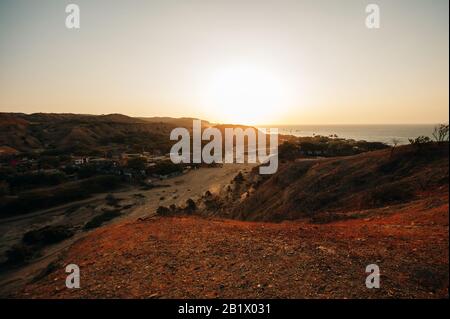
[201, 65, 291, 125]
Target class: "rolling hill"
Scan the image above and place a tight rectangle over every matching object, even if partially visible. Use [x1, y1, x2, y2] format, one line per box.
[0, 113, 195, 154]
[230, 143, 449, 221]
[0, 113, 256, 155]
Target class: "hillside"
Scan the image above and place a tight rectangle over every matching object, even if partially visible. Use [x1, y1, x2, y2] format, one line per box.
[0, 113, 259, 155]
[16, 195, 448, 298]
[0, 113, 180, 154]
[139, 117, 211, 127]
[9, 142, 449, 299]
[228, 143, 449, 222]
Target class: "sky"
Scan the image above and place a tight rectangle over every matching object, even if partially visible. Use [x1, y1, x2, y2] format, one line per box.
[0, 0, 448, 125]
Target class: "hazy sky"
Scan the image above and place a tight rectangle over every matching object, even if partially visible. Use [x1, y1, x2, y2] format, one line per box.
[0, 0, 448, 125]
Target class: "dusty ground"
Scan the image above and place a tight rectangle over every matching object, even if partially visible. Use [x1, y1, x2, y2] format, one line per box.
[15, 191, 448, 299]
[0, 163, 251, 296]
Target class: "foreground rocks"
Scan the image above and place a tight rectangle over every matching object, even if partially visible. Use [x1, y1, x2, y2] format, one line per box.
[14, 193, 449, 299]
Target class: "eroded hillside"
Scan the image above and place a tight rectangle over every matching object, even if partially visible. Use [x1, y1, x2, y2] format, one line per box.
[229, 143, 448, 221]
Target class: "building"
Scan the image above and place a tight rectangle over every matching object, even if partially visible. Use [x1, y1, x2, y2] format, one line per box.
[73, 157, 90, 165]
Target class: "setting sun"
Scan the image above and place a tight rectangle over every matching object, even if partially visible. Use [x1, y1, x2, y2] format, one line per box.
[200, 65, 291, 125]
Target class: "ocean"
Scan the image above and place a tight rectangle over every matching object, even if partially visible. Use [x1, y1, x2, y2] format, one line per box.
[261, 124, 439, 145]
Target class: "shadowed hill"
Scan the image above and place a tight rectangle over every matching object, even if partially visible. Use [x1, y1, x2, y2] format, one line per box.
[231, 143, 449, 221]
[0, 113, 261, 154]
[139, 116, 210, 127]
[0, 113, 181, 153]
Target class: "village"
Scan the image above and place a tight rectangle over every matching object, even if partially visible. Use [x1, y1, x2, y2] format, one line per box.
[0, 147, 218, 210]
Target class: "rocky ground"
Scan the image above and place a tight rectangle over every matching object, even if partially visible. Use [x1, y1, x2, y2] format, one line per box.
[15, 190, 448, 299]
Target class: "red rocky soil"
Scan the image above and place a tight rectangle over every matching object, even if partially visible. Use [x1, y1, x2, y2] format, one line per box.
[17, 191, 448, 299]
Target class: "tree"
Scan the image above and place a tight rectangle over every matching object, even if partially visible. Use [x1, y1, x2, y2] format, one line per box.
[408, 136, 431, 153]
[185, 198, 196, 214]
[390, 138, 400, 158]
[432, 124, 449, 142]
[233, 171, 244, 183]
[156, 206, 171, 216]
[279, 141, 300, 160]
[148, 160, 183, 176]
[408, 136, 431, 145]
[127, 157, 147, 171]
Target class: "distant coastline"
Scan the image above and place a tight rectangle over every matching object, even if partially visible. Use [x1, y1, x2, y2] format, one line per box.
[259, 124, 440, 145]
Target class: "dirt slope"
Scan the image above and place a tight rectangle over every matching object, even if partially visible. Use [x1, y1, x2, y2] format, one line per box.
[231, 143, 448, 221]
[16, 190, 448, 299]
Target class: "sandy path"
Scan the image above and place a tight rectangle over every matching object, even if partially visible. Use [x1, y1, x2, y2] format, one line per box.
[127, 163, 253, 219]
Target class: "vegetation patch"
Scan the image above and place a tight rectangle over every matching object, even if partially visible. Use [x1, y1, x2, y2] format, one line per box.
[22, 225, 74, 246]
[0, 175, 123, 218]
[3, 244, 37, 266]
[83, 209, 122, 230]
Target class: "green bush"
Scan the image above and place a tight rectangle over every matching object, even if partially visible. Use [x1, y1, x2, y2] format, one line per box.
[147, 160, 183, 176]
[185, 198, 196, 213]
[4, 244, 36, 265]
[83, 210, 121, 230]
[7, 171, 67, 192]
[105, 193, 119, 206]
[0, 175, 123, 217]
[22, 225, 74, 246]
[279, 142, 300, 160]
[127, 157, 147, 170]
[156, 206, 171, 216]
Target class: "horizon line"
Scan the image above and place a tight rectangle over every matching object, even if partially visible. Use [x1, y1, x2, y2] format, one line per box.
[0, 111, 447, 127]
